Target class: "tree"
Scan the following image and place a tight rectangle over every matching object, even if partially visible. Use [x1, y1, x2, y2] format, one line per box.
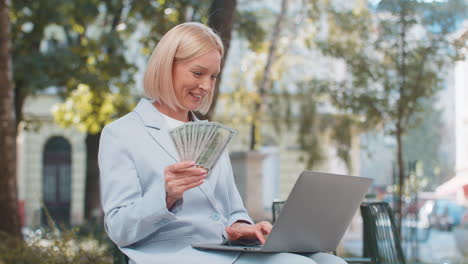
[50, 0, 137, 221]
[10, 0, 106, 129]
[214, 0, 357, 171]
[250, 0, 289, 150]
[0, 0, 21, 237]
[12, 0, 137, 221]
[402, 96, 449, 190]
[202, 0, 237, 120]
[312, 0, 466, 233]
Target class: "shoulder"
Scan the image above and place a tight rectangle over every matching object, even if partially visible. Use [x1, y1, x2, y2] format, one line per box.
[102, 111, 141, 138]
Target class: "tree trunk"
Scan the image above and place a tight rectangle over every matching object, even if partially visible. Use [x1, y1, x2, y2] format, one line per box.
[250, 0, 288, 150]
[14, 82, 24, 130]
[199, 0, 237, 121]
[0, 0, 21, 238]
[84, 132, 103, 222]
[396, 120, 405, 237]
[395, 0, 408, 238]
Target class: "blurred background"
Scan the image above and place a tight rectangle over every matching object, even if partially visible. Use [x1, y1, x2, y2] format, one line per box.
[0, 0, 467, 263]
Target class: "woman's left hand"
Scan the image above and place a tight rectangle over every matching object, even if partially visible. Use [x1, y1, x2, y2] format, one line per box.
[225, 221, 273, 244]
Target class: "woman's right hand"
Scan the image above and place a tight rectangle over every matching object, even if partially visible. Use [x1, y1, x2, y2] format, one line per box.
[164, 160, 207, 208]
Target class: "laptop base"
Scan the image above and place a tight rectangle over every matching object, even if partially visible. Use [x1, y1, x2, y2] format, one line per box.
[192, 243, 263, 252]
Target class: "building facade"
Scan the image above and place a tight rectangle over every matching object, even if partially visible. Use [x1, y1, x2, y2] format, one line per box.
[17, 95, 86, 227]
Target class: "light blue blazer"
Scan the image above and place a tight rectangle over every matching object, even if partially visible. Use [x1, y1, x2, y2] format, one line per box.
[98, 98, 252, 264]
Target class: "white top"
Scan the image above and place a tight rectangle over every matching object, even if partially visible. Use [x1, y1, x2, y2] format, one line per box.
[161, 112, 186, 129]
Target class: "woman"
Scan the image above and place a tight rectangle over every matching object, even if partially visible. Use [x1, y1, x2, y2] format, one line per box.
[99, 22, 347, 264]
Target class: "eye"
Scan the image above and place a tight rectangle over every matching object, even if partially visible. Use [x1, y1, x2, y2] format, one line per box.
[192, 71, 202, 77]
[211, 75, 218, 80]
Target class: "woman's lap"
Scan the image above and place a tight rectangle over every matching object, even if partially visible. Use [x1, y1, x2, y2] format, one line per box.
[305, 252, 348, 264]
[234, 252, 347, 264]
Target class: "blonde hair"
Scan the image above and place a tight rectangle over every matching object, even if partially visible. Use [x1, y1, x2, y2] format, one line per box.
[143, 22, 224, 114]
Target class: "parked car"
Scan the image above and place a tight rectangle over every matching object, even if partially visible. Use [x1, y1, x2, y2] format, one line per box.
[426, 199, 467, 231]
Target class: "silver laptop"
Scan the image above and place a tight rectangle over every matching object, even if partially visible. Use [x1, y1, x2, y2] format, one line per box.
[192, 171, 373, 253]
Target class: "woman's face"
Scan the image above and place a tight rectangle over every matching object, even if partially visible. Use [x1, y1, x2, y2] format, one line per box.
[172, 49, 221, 112]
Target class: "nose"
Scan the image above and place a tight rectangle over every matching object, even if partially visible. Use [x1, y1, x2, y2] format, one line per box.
[198, 77, 213, 92]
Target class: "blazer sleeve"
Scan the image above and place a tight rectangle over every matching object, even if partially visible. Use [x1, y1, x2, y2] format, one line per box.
[98, 126, 177, 247]
[224, 151, 253, 226]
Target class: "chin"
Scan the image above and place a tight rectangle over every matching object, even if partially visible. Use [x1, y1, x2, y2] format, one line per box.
[183, 104, 200, 112]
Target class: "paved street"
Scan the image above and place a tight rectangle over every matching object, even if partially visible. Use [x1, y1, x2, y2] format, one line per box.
[342, 229, 466, 264]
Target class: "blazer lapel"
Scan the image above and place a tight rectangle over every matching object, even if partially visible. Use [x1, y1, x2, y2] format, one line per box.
[198, 167, 223, 213]
[132, 99, 179, 162]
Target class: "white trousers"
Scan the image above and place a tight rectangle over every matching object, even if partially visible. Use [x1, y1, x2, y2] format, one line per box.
[234, 252, 348, 264]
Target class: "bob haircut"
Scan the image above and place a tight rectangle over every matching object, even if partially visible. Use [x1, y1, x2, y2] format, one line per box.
[143, 22, 224, 114]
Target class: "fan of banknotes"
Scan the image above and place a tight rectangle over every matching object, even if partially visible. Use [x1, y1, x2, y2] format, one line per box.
[169, 121, 236, 172]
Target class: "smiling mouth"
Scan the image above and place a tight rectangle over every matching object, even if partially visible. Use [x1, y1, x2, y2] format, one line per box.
[190, 92, 203, 102]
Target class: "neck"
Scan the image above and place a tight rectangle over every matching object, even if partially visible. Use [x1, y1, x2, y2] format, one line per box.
[153, 102, 190, 122]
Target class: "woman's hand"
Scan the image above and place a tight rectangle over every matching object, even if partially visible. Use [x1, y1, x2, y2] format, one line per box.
[165, 161, 207, 208]
[225, 221, 273, 244]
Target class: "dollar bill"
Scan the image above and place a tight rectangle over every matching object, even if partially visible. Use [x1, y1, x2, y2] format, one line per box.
[169, 121, 236, 174]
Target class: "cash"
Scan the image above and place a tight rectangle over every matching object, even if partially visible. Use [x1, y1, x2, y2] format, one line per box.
[169, 121, 236, 173]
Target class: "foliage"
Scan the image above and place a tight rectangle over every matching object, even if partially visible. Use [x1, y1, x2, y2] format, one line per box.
[0, 227, 111, 264]
[294, 80, 363, 170]
[402, 96, 450, 190]
[127, 0, 266, 57]
[40, 0, 265, 133]
[0, 207, 112, 264]
[403, 161, 428, 196]
[216, 1, 361, 169]
[248, 0, 289, 150]
[217, 0, 464, 222]
[11, 0, 266, 132]
[313, 0, 466, 139]
[296, 93, 326, 168]
[219, 87, 260, 128]
[308, 0, 466, 231]
[11, 0, 137, 132]
[127, 0, 212, 53]
[234, 9, 267, 52]
[11, 0, 74, 100]
[52, 84, 134, 134]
